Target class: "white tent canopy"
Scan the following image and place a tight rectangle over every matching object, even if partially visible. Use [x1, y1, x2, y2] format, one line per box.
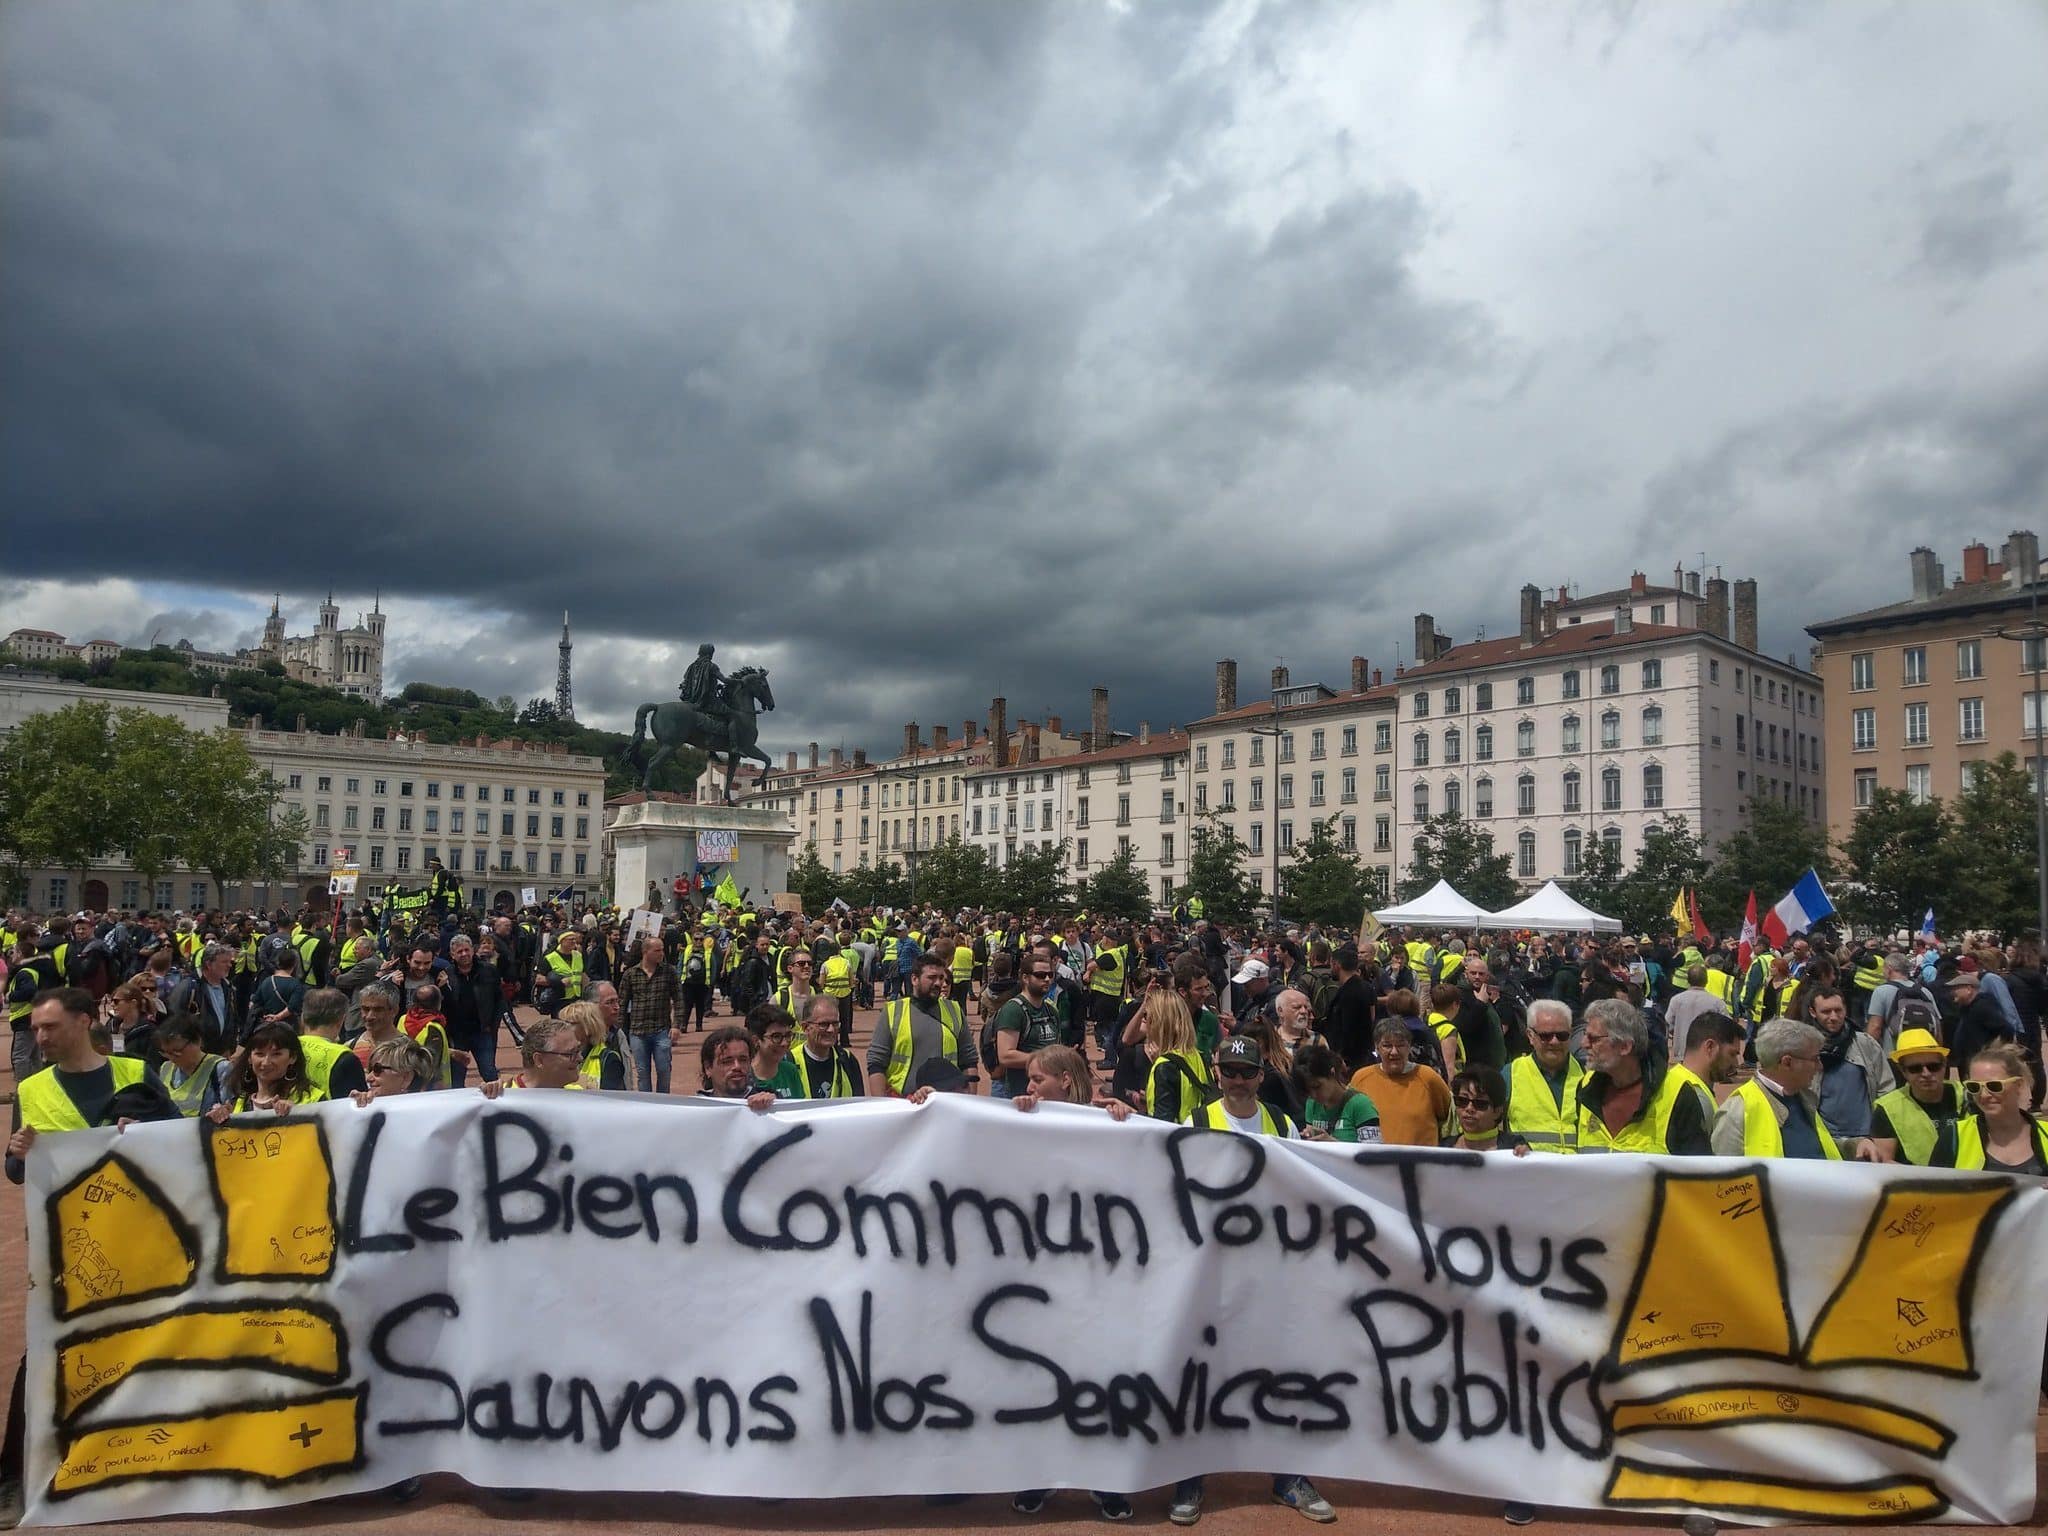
[1371, 879, 1493, 927]
[1478, 880, 1623, 934]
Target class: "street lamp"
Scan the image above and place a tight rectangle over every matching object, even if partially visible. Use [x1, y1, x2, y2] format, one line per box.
[1989, 575, 2048, 946]
[1248, 690, 1286, 933]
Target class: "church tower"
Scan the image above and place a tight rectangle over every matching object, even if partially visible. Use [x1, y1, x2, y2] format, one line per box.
[261, 595, 284, 654]
[556, 612, 575, 720]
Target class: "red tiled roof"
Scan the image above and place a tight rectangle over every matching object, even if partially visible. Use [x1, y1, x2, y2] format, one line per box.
[1190, 684, 1398, 728]
[1401, 621, 1696, 678]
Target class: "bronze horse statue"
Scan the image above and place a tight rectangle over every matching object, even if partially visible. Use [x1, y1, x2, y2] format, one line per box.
[628, 666, 775, 801]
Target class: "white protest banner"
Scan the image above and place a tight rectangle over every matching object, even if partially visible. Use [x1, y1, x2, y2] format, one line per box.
[696, 828, 740, 864]
[24, 1095, 2048, 1527]
[627, 908, 662, 943]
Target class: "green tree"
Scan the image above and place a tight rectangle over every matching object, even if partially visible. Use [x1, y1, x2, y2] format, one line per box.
[517, 697, 562, 728]
[0, 702, 127, 899]
[995, 840, 1070, 915]
[177, 731, 309, 905]
[913, 833, 994, 913]
[1612, 818, 1709, 936]
[839, 860, 909, 911]
[1396, 813, 1518, 909]
[1839, 789, 1956, 936]
[1079, 845, 1152, 921]
[110, 712, 195, 900]
[1281, 816, 1369, 927]
[1564, 834, 1625, 925]
[1948, 753, 2040, 936]
[1699, 796, 1837, 934]
[786, 844, 837, 915]
[1180, 814, 1258, 926]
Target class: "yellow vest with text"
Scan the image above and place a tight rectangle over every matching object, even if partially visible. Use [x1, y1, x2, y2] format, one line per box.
[18, 1057, 148, 1132]
[882, 997, 964, 1095]
[1507, 1053, 1583, 1153]
[1576, 1070, 1694, 1155]
[1734, 1076, 1842, 1160]
[299, 1034, 350, 1098]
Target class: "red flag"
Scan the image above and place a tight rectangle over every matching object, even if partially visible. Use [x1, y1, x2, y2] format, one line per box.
[1686, 888, 1710, 943]
[1736, 891, 1758, 975]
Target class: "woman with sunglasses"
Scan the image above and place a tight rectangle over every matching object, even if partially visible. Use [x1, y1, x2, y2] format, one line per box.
[1869, 1028, 1965, 1165]
[1447, 1067, 1528, 1154]
[1930, 1042, 2048, 1173]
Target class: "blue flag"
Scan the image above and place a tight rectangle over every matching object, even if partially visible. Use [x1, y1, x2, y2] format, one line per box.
[1919, 907, 1936, 938]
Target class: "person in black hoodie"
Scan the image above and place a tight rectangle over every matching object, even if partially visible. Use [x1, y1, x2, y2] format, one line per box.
[439, 933, 504, 1085]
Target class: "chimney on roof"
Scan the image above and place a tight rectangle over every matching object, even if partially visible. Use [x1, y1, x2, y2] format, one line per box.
[784, 751, 797, 771]
[1556, 585, 1569, 604]
[1672, 563, 1686, 592]
[1703, 577, 1730, 638]
[1961, 541, 1990, 584]
[989, 696, 1009, 769]
[1091, 686, 1110, 748]
[931, 722, 946, 751]
[1614, 604, 1633, 635]
[1046, 713, 1062, 736]
[1139, 721, 1151, 744]
[1909, 547, 1943, 601]
[1630, 571, 1648, 596]
[830, 747, 844, 769]
[1216, 659, 1238, 714]
[1351, 655, 1369, 692]
[1372, 668, 1382, 686]
[2003, 531, 2039, 590]
[808, 741, 819, 770]
[1024, 721, 1042, 764]
[904, 722, 918, 757]
[1518, 584, 1541, 646]
[852, 748, 866, 768]
[1733, 577, 1759, 652]
[963, 719, 977, 746]
[1540, 598, 1557, 636]
[1686, 570, 1701, 596]
[1269, 665, 1289, 695]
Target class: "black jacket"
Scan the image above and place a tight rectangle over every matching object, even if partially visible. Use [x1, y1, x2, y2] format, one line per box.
[168, 977, 236, 1055]
[439, 959, 504, 1052]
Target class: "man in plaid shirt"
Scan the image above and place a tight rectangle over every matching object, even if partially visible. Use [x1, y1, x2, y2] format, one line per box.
[618, 935, 683, 1093]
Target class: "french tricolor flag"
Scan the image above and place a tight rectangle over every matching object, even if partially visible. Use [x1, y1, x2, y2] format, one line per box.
[1760, 868, 1836, 948]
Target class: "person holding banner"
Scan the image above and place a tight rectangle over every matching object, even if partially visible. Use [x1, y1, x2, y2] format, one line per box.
[745, 1003, 804, 1099]
[560, 999, 626, 1091]
[1712, 1018, 1879, 1161]
[791, 995, 864, 1098]
[204, 1021, 325, 1118]
[700, 1025, 776, 1110]
[1574, 999, 1712, 1156]
[1139, 990, 1212, 1125]
[1930, 1042, 2048, 1173]
[868, 953, 976, 1097]
[1870, 1028, 1965, 1165]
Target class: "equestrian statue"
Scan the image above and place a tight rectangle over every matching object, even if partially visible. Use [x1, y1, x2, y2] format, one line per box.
[628, 643, 776, 802]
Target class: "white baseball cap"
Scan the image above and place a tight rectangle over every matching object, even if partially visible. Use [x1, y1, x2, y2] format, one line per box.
[1231, 958, 1270, 985]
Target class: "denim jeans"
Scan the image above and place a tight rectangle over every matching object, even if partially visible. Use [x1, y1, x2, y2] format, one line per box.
[451, 1031, 499, 1088]
[629, 1030, 673, 1094]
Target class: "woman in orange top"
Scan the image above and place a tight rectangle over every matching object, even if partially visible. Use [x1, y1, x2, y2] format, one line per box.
[1349, 1017, 1450, 1146]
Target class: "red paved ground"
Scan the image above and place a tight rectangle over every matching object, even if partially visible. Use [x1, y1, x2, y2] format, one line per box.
[3, 1000, 2041, 1534]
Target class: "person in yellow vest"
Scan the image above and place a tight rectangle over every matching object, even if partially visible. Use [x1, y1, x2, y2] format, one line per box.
[400, 984, 455, 1088]
[1505, 1000, 1584, 1152]
[867, 953, 976, 1097]
[1869, 1029, 1965, 1166]
[560, 999, 626, 1090]
[1698, 961, 1735, 1007]
[153, 1013, 229, 1117]
[204, 1021, 327, 1119]
[1427, 984, 1467, 1081]
[790, 995, 865, 1099]
[482, 1019, 588, 1093]
[1169, 1036, 1337, 1529]
[1711, 1018, 1877, 1160]
[819, 939, 857, 1050]
[947, 934, 976, 1008]
[538, 929, 586, 1015]
[1669, 1010, 1744, 1122]
[1140, 990, 1214, 1125]
[298, 988, 369, 1100]
[1082, 926, 1130, 1068]
[1929, 1042, 2048, 1172]
[7, 988, 176, 1176]
[1574, 999, 1713, 1155]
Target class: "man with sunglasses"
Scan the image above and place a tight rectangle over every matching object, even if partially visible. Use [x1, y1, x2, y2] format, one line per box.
[504, 1021, 585, 1091]
[1505, 1000, 1583, 1153]
[1869, 1028, 1964, 1165]
[992, 955, 1064, 1101]
[1167, 1040, 1335, 1528]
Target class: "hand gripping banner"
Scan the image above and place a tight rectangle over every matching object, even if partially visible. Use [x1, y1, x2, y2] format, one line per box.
[23, 1093, 2048, 1526]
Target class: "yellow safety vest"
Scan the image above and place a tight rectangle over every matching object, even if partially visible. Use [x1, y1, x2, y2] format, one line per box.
[1144, 1049, 1212, 1123]
[17, 1057, 148, 1132]
[158, 1054, 225, 1117]
[1702, 969, 1734, 1005]
[793, 1047, 856, 1100]
[949, 945, 974, 984]
[1506, 1053, 1583, 1153]
[300, 1035, 350, 1099]
[1733, 1077, 1842, 1160]
[1430, 1014, 1464, 1075]
[579, 1042, 609, 1091]
[1665, 1061, 1718, 1123]
[1873, 1083, 1965, 1167]
[1090, 944, 1127, 997]
[820, 952, 855, 999]
[544, 950, 585, 1002]
[1576, 1070, 1696, 1155]
[882, 997, 964, 1095]
[291, 930, 321, 981]
[1202, 1098, 1280, 1136]
[405, 1017, 453, 1088]
[1939, 1115, 2048, 1170]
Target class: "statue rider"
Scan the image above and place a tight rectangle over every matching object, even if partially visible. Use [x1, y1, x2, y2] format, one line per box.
[680, 644, 726, 716]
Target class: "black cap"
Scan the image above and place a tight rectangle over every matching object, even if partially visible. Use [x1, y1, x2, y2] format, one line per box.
[1216, 1036, 1262, 1067]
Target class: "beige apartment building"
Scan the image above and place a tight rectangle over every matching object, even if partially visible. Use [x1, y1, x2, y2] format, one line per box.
[1808, 533, 2045, 843]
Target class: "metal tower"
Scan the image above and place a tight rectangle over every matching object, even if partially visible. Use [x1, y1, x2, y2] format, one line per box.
[556, 612, 575, 720]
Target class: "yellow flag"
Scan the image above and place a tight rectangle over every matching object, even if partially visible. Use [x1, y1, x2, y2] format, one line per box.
[714, 872, 743, 909]
[1359, 907, 1383, 947]
[1669, 887, 1690, 931]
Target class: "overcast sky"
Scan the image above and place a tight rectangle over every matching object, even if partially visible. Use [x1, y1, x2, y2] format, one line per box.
[4, 1, 2044, 755]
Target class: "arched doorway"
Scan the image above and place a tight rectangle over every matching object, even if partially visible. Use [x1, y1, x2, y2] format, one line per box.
[492, 889, 517, 914]
[83, 880, 109, 911]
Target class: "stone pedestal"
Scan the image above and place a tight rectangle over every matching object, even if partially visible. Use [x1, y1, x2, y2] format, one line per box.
[606, 795, 795, 912]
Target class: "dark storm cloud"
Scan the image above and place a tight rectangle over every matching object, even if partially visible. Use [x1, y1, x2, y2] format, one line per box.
[4, 2, 2044, 744]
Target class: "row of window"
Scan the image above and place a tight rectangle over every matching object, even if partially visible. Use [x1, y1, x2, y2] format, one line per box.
[1852, 758, 2048, 809]
[282, 774, 590, 808]
[1409, 765, 1664, 820]
[1414, 662, 1663, 718]
[1850, 698, 1996, 750]
[1411, 707, 1667, 766]
[309, 806, 591, 839]
[1849, 638, 2039, 691]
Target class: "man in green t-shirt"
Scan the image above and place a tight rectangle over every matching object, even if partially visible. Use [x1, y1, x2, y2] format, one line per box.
[994, 954, 1066, 1098]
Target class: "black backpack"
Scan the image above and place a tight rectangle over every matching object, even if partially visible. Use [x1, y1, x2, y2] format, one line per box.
[1886, 983, 1943, 1045]
[978, 986, 1024, 1072]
